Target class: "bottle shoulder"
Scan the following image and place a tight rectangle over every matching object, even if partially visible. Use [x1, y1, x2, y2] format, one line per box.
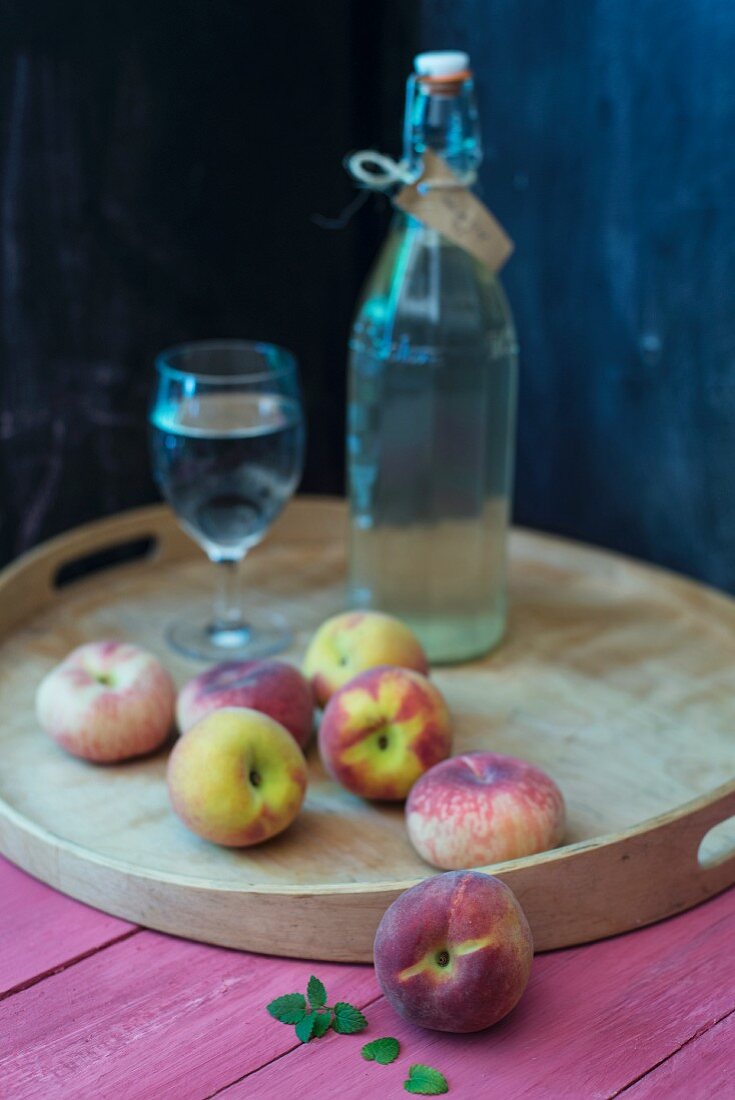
[351, 215, 516, 355]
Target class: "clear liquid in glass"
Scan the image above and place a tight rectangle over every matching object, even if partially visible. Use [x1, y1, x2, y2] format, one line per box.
[150, 392, 304, 560]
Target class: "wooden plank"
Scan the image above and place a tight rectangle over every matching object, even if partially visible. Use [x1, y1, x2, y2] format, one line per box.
[0, 929, 380, 1100]
[227, 888, 735, 1099]
[620, 1009, 735, 1098]
[0, 856, 135, 997]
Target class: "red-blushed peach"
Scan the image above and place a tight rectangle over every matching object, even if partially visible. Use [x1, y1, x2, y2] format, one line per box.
[35, 640, 175, 763]
[176, 659, 313, 748]
[303, 611, 429, 707]
[406, 752, 566, 870]
[374, 870, 533, 1032]
[166, 706, 307, 846]
[318, 665, 451, 801]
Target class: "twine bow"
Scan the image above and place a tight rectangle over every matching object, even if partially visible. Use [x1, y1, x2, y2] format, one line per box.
[346, 150, 476, 192]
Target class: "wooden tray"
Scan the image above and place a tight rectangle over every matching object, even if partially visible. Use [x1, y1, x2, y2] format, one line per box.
[0, 499, 733, 962]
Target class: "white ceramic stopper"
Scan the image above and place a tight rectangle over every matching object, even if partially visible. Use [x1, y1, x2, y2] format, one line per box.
[414, 51, 470, 77]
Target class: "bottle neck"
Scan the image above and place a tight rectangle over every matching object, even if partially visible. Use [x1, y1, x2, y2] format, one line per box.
[403, 73, 482, 180]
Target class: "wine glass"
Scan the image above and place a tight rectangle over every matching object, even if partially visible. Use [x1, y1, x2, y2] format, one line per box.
[149, 340, 305, 660]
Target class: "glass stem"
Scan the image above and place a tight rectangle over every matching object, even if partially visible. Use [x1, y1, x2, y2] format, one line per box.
[212, 559, 247, 633]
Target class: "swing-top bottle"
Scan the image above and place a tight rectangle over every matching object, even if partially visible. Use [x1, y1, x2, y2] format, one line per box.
[347, 50, 518, 662]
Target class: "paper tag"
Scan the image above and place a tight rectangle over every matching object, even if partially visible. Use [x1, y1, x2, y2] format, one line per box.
[394, 150, 514, 273]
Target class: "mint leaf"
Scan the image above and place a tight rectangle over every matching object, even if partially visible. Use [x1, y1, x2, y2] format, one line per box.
[331, 1001, 368, 1034]
[307, 974, 327, 1010]
[267, 993, 307, 1025]
[361, 1037, 400, 1065]
[295, 1012, 318, 1043]
[312, 1011, 332, 1038]
[404, 1064, 449, 1095]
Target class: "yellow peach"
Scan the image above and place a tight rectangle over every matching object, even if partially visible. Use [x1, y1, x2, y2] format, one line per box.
[303, 611, 429, 707]
[318, 666, 452, 801]
[167, 707, 307, 846]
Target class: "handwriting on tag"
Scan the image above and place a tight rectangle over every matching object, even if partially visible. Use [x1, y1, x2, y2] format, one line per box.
[394, 150, 514, 273]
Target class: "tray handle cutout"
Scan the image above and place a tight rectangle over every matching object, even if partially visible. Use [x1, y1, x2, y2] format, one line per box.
[54, 536, 158, 588]
[36, 507, 195, 602]
[698, 813, 735, 870]
[0, 507, 197, 645]
[692, 781, 735, 892]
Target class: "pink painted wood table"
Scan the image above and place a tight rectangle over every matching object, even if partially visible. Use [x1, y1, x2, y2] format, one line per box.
[1, 858, 733, 1098]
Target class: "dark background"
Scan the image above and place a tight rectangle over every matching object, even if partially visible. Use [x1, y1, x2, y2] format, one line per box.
[2, 1, 734, 590]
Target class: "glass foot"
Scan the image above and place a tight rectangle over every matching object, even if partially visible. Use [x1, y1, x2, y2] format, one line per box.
[166, 609, 292, 662]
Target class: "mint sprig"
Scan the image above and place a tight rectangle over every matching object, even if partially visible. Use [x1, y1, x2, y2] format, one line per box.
[266, 992, 307, 1024]
[332, 1001, 368, 1035]
[295, 1012, 317, 1043]
[361, 1036, 400, 1064]
[404, 1064, 449, 1095]
[312, 1011, 332, 1038]
[266, 977, 366, 1044]
[266, 978, 448, 1093]
[307, 974, 327, 1010]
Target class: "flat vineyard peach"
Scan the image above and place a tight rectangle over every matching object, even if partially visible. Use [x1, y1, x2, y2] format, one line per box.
[406, 752, 566, 869]
[35, 640, 175, 764]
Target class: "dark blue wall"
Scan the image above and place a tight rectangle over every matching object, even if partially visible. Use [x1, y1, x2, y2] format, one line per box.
[0, 1, 416, 563]
[423, 1, 735, 588]
[3, 1, 735, 592]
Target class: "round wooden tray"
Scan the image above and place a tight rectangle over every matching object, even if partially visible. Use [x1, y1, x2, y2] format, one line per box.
[0, 498, 733, 962]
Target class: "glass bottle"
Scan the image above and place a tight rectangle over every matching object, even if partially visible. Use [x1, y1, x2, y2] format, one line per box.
[347, 51, 518, 663]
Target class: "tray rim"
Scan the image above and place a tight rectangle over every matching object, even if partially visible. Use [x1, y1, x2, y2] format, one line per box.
[7, 495, 735, 633]
[0, 498, 733, 960]
[0, 761, 732, 894]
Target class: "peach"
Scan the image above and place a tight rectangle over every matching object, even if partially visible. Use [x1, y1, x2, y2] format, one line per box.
[303, 611, 429, 707]
[35, 640, 175, 763]
[374, 870, 533, 1032]
[318, 665, 451, 801]
[406, 752, 566, 870]
[177, 659, 313, 749]
[167, 706, 307, 846]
